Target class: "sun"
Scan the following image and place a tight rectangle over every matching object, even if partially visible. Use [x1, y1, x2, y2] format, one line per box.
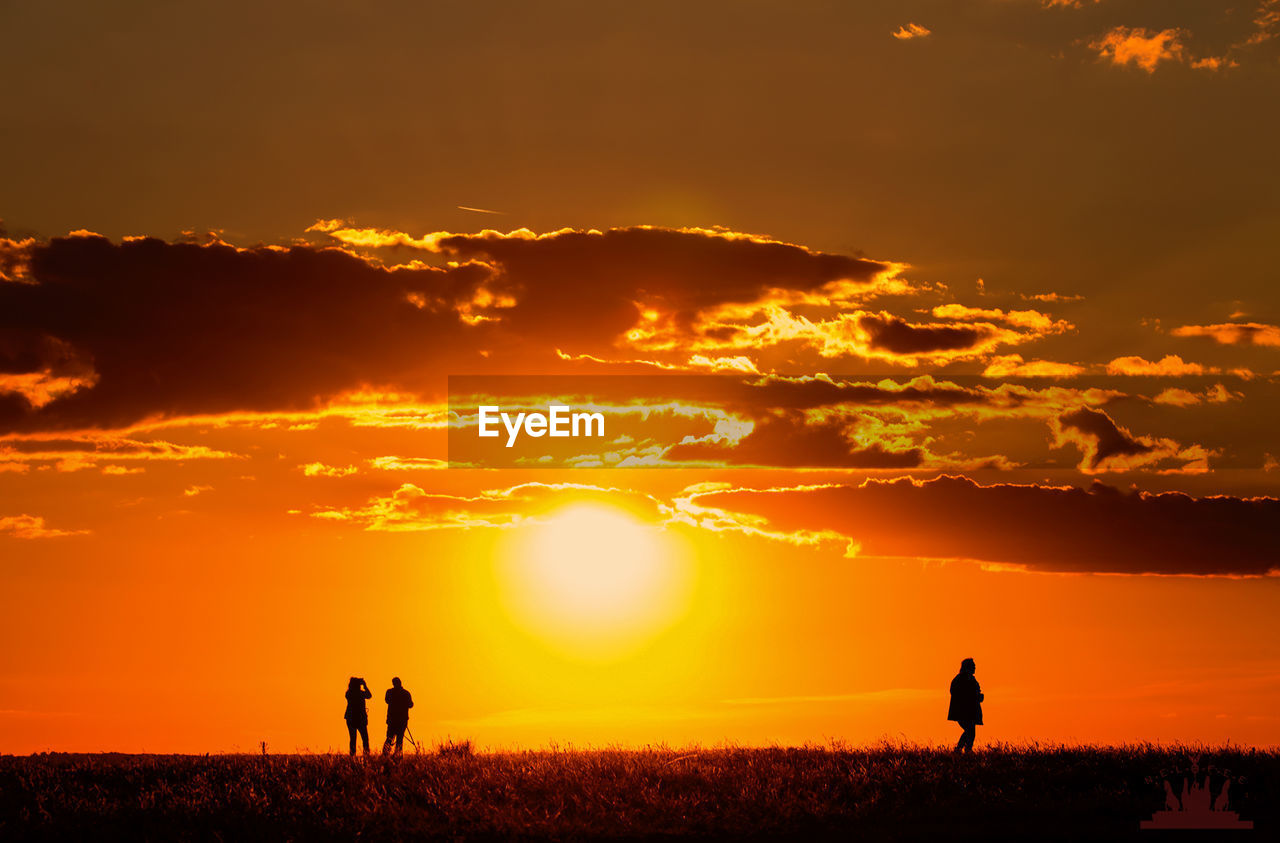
[496, 504, 693, 659]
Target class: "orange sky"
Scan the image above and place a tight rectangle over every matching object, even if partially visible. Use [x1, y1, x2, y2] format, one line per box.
[2, 1, 1279, 754]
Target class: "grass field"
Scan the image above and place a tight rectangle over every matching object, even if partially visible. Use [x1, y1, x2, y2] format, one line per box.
[1, 743, 1275, 840]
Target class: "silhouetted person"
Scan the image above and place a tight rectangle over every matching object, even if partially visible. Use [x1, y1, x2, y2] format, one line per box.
[383, 676, 414, 756]
[344, 676, 372, 756]
[947, 657, 984, 753]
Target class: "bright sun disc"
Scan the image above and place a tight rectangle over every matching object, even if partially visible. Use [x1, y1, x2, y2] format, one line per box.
[497, 504, 692, 659]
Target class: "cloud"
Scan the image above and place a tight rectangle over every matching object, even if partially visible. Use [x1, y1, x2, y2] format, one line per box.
[1172, 322, 1280, 348]
[931, 304, 1067, 334]
[982, 355, 1085, 379]
[663, 412, 925, 469]
[1089, 27, 1185, 73]
[310, 481, 668, 532]
[892, 23, 931, 40]
[366, 456, 449, 472]
[687, 475, 1280, 576]
[425, 227, 892, 349]
[1246, 0, 1280, 46]
[1190, 56, 1238, 71]
[318, 225, 1061, 368]
[1106, 355, 1207, 376]
[0, 514, 88, 539]
[2, 228, 913, 431]
[0, 432, 237, 473]
[1051, 406, 1210, 473]
[0, 233, 490, 432]
[857, 312, 991, 355]
[301, 462, 359, 477]
[1053, 407, 1153, 470]
[1152, 384, 1242, 407]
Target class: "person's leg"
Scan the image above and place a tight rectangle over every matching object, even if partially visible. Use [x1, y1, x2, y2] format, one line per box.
[955, 720, 972, 752]
[359, 723, 370, 755]
[347, 722, 357, 756]
[395, 726, 404, 755]
[383, 724, 395, 755]
[960, 722, 976, 753]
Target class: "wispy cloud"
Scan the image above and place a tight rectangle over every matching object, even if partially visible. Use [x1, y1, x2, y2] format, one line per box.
[1173, 322, 1280, 347]
[892, 23, 931, 40]
[0, 514, 88, 539]
[1089, 27, 1185, 73]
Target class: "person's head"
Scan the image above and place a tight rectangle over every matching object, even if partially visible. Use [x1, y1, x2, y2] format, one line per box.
[392, 676, 402, 689]
[960, 658, 976, 675]
[348, 676, 362, 692]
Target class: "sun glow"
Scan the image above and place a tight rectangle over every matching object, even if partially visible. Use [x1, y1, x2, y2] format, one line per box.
[496, 505, 693, 660]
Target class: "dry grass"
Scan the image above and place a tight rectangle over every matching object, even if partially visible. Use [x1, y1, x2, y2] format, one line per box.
[1, 742, 1276, 840]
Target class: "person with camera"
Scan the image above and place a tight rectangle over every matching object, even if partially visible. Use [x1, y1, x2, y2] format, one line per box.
[343, 676, 373, 756]
[383, 676, 414, 756]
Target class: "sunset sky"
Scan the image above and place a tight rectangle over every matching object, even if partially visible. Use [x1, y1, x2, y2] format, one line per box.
[2, 0, 1279, 754]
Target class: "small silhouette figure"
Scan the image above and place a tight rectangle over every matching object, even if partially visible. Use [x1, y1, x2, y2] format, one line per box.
[1142, 754, 1253, 829]
[947, 657, 984, 753]
[383, 676, 414, 756]
[343, 676, 372, 756]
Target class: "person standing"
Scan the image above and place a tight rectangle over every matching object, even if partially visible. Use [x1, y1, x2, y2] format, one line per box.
[383, 676, 414, 756]
[344, 676, 372, 756]
[947, 658, 984, 753]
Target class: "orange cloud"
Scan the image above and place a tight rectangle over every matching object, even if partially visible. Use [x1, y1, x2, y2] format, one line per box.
[301, 462, 359, 477]
[1190, 56, 1238, 71]
[688, 475, 1280, 576]
[892, 23, 931, 40]
[0, 236, 37, 282]
[0, 514, 88, 539]
[310, 482, 666, 532]
[931, 304, 1069, 334]
[0, 432, 238, 473]
[0, 369, 98, 409]
[982, 355, 1085, 379]
[1020, 292, 1084, 303]
[304, 221, 453, 251]
[1172, 322, 1280, 347]
[1105, 355, 1207, 376]
[1247, 0, 1280, 46]
[366, 456, 449, 472]
[1090, 27, 1185, 72]
[1051, 407, 1213, 473]
[1152, 383, 1242, 407]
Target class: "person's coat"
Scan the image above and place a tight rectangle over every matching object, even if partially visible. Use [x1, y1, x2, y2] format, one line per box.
[344, 687, 372, 725]
[385, 686, 414, 727]
[947, 672, 983, 725]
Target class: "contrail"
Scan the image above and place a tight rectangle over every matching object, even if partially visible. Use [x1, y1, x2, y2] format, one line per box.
[457, 205, 506, 215]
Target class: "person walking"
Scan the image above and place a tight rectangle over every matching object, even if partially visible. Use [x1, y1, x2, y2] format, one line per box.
[383, 676, 414, 756]
[947, 658, 984, 753]
[344, 676, 372, 756]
